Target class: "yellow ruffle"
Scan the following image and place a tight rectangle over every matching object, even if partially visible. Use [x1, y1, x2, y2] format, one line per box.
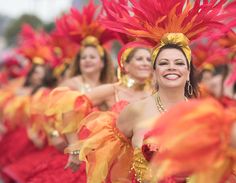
[29, 88, 51, 140]
[3, 94, 30, 128]
[43, 87, 82, 135]
[61, 95, 93, 134]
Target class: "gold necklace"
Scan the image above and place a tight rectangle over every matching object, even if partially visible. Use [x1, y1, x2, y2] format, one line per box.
[120, 75, 148, 91]
[80, 76, 92, 93]
[154, 93, 189, 113]
[154, 93, 167, 113]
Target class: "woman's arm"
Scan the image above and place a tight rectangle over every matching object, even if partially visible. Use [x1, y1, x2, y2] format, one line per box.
[86, 83, 115, 106]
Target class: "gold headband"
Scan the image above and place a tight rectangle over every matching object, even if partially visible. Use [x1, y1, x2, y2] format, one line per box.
[54, 47, 62, 57]
[202, 63, 214, 71]
[80, 36, 105, 58]
[151, 33, 191, 66]
[119, 47, 134, 68]
[53, 63, 67, 78]
[33, 57, 44, 65]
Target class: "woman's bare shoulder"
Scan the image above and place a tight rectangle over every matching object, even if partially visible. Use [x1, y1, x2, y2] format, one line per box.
[60, 76, 82, 88]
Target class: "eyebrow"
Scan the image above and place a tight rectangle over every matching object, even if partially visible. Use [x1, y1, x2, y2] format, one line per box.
[174, 59, 184, 62]
[159, 58, 169, 61]
[159, 58, 184, 61]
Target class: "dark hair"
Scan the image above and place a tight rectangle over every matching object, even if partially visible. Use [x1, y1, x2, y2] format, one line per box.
[24, 64, 57, 94]
[60, 63, 70, 78]
[153, 44, 199, 98]
[69, 45, 114, 84]
[24, 64, 39, 87]
[233, 83, 236, 94]
[213, 64, 228, 78]
[212, 64, 230, 97]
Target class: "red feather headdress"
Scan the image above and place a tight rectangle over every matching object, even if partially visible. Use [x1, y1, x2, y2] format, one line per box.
[17, 24, 57, 67]
[50, 30, 80, 64]
[101, 0, 229, 65]
[192, 42, 231, 69]
[55, 0, 116, 53]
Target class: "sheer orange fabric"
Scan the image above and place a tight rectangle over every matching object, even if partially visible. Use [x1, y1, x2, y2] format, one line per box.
[43, 87, 82, 135]
[145, 98, 236, 183]
[65, 111, 133, 183]
[3, 94, 31, 129]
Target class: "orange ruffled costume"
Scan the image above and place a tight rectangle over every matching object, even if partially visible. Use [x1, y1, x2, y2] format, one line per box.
[0, 89, 34, 183]
[28, 88, 51, 146]
[145, 98, 236, 183]
[2, 88, 52, 183]
[24, 87, 93, 183]
[65, 100, 134, 183]
[45, 87, 84, 135]
[66, 99, 191, 183]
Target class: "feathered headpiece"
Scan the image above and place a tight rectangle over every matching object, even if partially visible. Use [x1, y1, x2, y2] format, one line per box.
[50, 30, 80, 64]
[101, 0, 228, 66]
[192, 42, 231, 70]
[1, 52, 29, 79]
[217, 30, 236, 85]
[50, 30, 80, 77]
[17, 24, 57, 67]
[55, 0, 116, 58]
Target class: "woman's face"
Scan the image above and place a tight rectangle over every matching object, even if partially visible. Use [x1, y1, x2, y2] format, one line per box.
[154, 48, 190, 89]
[209, 74, 224, 98]
[124, 48, 152, 81]
[30, 65, 46, 86]
[201, 70, 213, 90]
[79, 46, 104, 75]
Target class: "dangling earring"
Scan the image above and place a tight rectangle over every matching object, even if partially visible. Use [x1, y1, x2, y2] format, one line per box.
[187, 81, 193, 96]
[152, 82, 159, 94]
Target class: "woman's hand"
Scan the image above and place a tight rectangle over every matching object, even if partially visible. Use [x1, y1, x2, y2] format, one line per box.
[27, 128, 45, 148]
[64, 154, 81, 172]
[50, 135, 68, 152]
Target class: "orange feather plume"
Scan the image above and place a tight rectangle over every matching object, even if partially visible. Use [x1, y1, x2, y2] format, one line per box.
[101, 0, 228, 46]
[55, 0, 116, 46]
[17, 24, 57, 67]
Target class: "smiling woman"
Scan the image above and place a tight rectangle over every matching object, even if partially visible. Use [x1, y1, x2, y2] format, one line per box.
[153, 43, 198, 98]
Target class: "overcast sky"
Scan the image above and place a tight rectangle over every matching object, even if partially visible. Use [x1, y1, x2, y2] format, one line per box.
[0, 0, 73, 22]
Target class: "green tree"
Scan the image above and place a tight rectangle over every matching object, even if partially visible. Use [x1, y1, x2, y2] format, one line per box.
[44, 22, 55, 32]
[4, 14, 44, 46]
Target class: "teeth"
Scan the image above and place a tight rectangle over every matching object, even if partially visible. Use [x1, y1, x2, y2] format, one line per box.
[164, 74, 179, 79]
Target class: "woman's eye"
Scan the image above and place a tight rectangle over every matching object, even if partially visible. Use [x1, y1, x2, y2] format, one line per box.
[176, 62, 185, 65]
[158, 62, 168, 65]
[136, 57, 143, 61]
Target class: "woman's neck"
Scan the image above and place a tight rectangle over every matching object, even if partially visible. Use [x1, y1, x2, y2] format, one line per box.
[157, 87, 186, 110]
[81, 72, 101, 88]
[120, 75, 148, 91]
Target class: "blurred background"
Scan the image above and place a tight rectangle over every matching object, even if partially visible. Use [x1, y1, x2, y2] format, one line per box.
[0, 0, 234, 62]
[0, 0, 101, 52]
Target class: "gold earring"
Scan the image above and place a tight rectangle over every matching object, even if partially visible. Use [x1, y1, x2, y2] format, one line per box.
[187, 81, 193, 96]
